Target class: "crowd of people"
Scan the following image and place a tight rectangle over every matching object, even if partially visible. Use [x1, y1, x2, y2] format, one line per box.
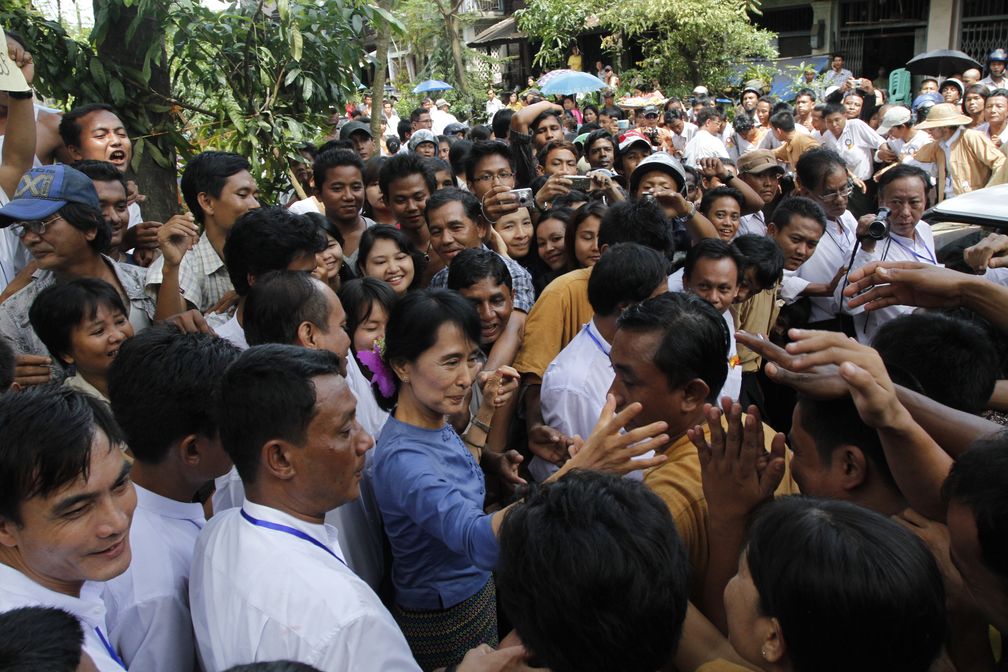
[5, 22, 1008, 672]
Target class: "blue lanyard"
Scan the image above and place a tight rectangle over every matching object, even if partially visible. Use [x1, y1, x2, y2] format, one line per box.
[889, 235, 936, 264]
[240, 509, 347, 567]
[94, 626, 127, 669]
[584, 323, 609, 357]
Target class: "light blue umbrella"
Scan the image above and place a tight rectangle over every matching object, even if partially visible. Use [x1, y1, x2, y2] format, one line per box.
[539, 70, 607, 95]
[412, 79, 454, 93]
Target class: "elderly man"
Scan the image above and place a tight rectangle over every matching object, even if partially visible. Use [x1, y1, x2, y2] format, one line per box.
[912, 102, 1006, 202]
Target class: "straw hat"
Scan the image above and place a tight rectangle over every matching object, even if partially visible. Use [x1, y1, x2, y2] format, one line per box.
[914, 103, 973, 129]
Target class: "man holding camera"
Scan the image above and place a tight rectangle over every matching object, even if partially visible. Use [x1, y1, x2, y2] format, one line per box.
[845, 164, 937, 342]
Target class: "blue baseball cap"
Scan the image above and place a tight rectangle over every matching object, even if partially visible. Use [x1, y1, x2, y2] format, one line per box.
[0, 165, 101, 227]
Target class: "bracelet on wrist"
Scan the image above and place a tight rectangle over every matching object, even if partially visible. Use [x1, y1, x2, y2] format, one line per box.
[7, 89, 33, 100]
[470, 415, 492, 433]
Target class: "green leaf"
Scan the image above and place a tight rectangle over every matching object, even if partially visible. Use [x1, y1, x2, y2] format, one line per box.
[285, 68, 302, 86]
[109, 78, 126, 104]
[290, 23, 303, 61]
[145, 141, 172, 170]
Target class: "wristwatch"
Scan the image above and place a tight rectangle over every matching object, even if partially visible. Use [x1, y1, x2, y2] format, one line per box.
[7, 89, 33, 100]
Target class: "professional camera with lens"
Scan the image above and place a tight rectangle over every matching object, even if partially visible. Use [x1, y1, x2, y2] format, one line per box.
[865, 207, 891, 240]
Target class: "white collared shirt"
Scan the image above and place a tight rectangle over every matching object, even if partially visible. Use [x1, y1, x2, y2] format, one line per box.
[738, 211, 766, 237]
[821, 118, 884, 180]
[796, 210, 859, 323]
[847, 221, 939, 342]
[683, 129, 729, 167]
[538, 320, 614, 482]
[0, 564, 125, 671]
[190, 501, 418, 672]
[939, 128, 963, 200]
[670, 122, 697, 154]
[102, 485, 205, 671]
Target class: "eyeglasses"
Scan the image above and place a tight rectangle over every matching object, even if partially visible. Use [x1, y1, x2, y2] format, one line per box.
[818, 180, 854, 202]
[11, 213, 62, 238]
[474, 171, 515, 184]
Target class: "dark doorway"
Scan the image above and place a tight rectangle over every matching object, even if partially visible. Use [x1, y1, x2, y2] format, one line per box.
[859, 32, 917, 78]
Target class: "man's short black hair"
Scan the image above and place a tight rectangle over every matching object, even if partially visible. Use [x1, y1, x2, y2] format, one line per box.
[587, 243, 667, 317]
[871, 312, 998, 414]
[683, 238, 745, 285]
[464, 141, 513, 183]
[58, 103, 119, 148]
[823, 102, 846, 117]
[468, 125, 492, 142]
[180, 151, 252, 224]
[224, 206, 326, 295]
[700, 185, 744, 216]
[617, 292, 729, 401]
[396, 119, 412, 142]
[223, 662, 322, 672]
[217, 344, 346, 485]
[447, 247, 512, 292]
[312, 148, 364, 193]
[530, 108, 562, 133]
[0, 338, 13, 393]
[732, 112, 756, 135]
[583, 129, 616, 156]
[424, 187, 481, 225]
[944, 432, 1008, 584]
[71, 159, 127, 190]
[770, 196, 827, 233]
[696, 107, 720, 126]
[29, 278, 129, 366]
[733, 234, 784, 289]
[449, 139, 474, 176]
[770, 110, 797, 132]
[109, 324, 241, 465]
[378, 152, 437, 198]
[796, 395, 895, 486]
[317, 139, 352, 155]
[497, 471, 689, 672]
[0, 606, 83, 671]
[492, 108, 514, 139]
[598, 199, 675, 261]
[0, 386, 125, 524]
[244, 271, 333, 349]
[796, 87, 817, 101]
[878, 163, 930, 199]
[409, 107, 428, 123]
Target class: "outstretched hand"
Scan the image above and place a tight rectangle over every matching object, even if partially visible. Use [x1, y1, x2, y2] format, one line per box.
[689, 398, 785, 522]
[843, 261, 967, 311]
[561, 394, 669, 476]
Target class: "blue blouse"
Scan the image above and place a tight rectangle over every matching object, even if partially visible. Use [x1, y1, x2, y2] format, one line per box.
[370, 415, 498, 610]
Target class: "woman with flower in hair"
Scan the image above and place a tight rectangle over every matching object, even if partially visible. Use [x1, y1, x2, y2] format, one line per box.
[368, 288, 669, 670]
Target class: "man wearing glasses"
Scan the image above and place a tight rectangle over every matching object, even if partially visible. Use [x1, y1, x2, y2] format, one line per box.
[0, 165, 154, 387]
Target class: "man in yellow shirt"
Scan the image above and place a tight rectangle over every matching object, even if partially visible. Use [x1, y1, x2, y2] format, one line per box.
[608, 292, 797, 602]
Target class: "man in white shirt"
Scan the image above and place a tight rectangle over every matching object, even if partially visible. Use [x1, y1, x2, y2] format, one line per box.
[845, 165, 938, 342]
[822, 53, 854, 90]
[486, 89, 505, 124]
[242, 271, 388, 590]
[665, 109, 697, 158]
[820, 102, 884, 183]
[192, 346, 520, 672]
[682, 108, 729, 167]
[189, 345, 415, 671]
[102, 326, 240, 672]
[0, 387, 137, 671]
[874, 105, 934, 179]
[539, 244, 669, 482]
[680, 239, 745, 402]
[431, 98, 459, 136]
